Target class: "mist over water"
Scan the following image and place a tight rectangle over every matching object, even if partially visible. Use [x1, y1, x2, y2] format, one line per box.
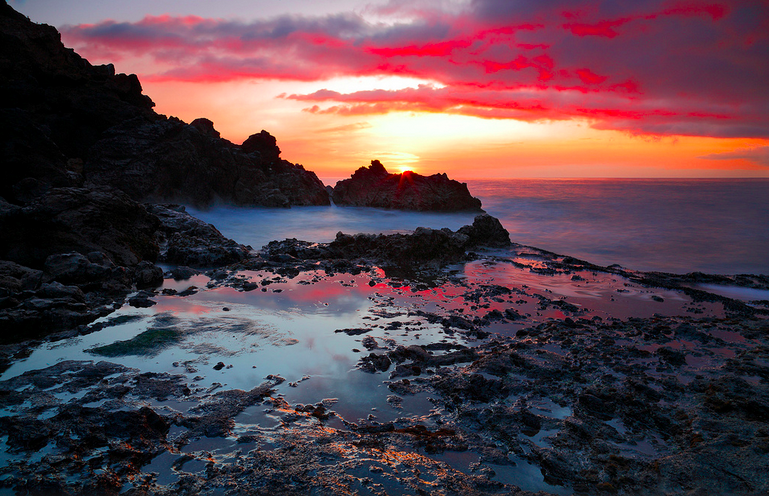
[187, 205, 478, 250]
[189, 179, 769, 275]
[469, 178, 769, 275]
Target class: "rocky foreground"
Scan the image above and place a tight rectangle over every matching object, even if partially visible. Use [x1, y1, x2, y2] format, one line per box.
[0, 212, 768, 495]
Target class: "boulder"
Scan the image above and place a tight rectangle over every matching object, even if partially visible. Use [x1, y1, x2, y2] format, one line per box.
[43, 252, 111, 285]
[458, 214, 512, 248]
[133, 261, 164, 289]
[146, 204, 252, 267]
[332, 160, 483, 211]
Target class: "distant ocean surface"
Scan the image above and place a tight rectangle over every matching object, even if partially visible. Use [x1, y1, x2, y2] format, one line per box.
[189, 179, 769, 276]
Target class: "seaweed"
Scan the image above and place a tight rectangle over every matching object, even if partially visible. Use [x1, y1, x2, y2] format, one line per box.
[88, 327, 182, 357]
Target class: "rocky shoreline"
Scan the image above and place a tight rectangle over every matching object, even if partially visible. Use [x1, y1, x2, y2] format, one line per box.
[1, 212, 768, 495]
[1, 2, 488, 350]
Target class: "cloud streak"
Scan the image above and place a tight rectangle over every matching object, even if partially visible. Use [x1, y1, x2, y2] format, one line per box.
[61, 0, 769, 139]
[700, 146, 769, 166]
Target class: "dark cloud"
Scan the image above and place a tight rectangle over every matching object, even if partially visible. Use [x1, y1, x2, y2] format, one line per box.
[700, 146, 769, 166]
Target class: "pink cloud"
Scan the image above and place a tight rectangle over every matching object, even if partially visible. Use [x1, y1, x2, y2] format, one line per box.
[59, 0, 769, 138]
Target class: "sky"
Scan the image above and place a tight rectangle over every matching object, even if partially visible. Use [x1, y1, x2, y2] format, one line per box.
[10, 0, 769, 180]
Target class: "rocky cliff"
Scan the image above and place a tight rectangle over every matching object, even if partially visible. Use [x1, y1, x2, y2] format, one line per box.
[0, 2, 326, 341]
[0, 2, 329, 208]
[332, 160, 483, 211]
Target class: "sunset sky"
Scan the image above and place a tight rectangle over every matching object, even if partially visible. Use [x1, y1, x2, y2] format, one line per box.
[11, 0, 769, 180]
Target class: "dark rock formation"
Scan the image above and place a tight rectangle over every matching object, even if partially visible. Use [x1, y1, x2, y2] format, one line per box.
[261, 214, 511, 269]
[85, 120, 330, 208]
[146, 204, 251, 267]
[0, 187, 160, 269]
[0, 2, 329, 208]
[332, 160, 482, 211]
[0, 2, 332, 341]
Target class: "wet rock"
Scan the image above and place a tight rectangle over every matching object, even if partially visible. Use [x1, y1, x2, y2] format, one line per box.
[578, 392, 616, 419]
[133, 260, 163, 289]
[389, 345, 431, 364]
[1, 188, 160, 270]
[656, 346, 688, 367]
[361, 336, 379, 350]
[457, 214, 512, 248]
[332, 160, 483, 211]
[263, 214, 511, 271]
[335, 328, 371, 336]
[171, 265, 200, 280]
[128, 292, 156, 308]
[147, 204, 251, 267]
[359, 353, 392, 373]
[390, 364, 422, 379]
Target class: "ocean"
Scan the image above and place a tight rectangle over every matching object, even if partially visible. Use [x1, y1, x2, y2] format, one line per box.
[190, 178, 769, 276]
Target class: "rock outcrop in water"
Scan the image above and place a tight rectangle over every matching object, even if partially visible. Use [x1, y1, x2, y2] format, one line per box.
[332, 160, 483, 211]
[260, 214, 511, 273]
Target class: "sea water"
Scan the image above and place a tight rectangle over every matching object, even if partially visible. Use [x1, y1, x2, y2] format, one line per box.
[189, 179, 769, 275]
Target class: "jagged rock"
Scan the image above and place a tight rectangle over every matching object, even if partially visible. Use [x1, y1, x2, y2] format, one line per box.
[146, 204, 251, 267]
[0, 3, 329, 209]
[240, 129, 280, 163]
[332, 160, 483, 211]
[0, 187, 160, 269]
[0, 260, 43, 295]
[330, 226, 470, 264]
[190, 117, 220, 139]
[43, 252, 111, 285]
[263, 214, 510, 268]
[457, 213, 512, 248]
[35, 281, 85, 302]
[85, 119, 330, 208]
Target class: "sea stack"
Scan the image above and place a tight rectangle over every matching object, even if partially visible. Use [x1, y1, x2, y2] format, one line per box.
[332, 160, 483, 211]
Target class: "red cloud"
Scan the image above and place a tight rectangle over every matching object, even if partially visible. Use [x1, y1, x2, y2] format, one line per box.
[576, 68, 608, 85]
[564, 18, 631, 38]
[366, 39, 473, 58]
[59, 0, 769, 138]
